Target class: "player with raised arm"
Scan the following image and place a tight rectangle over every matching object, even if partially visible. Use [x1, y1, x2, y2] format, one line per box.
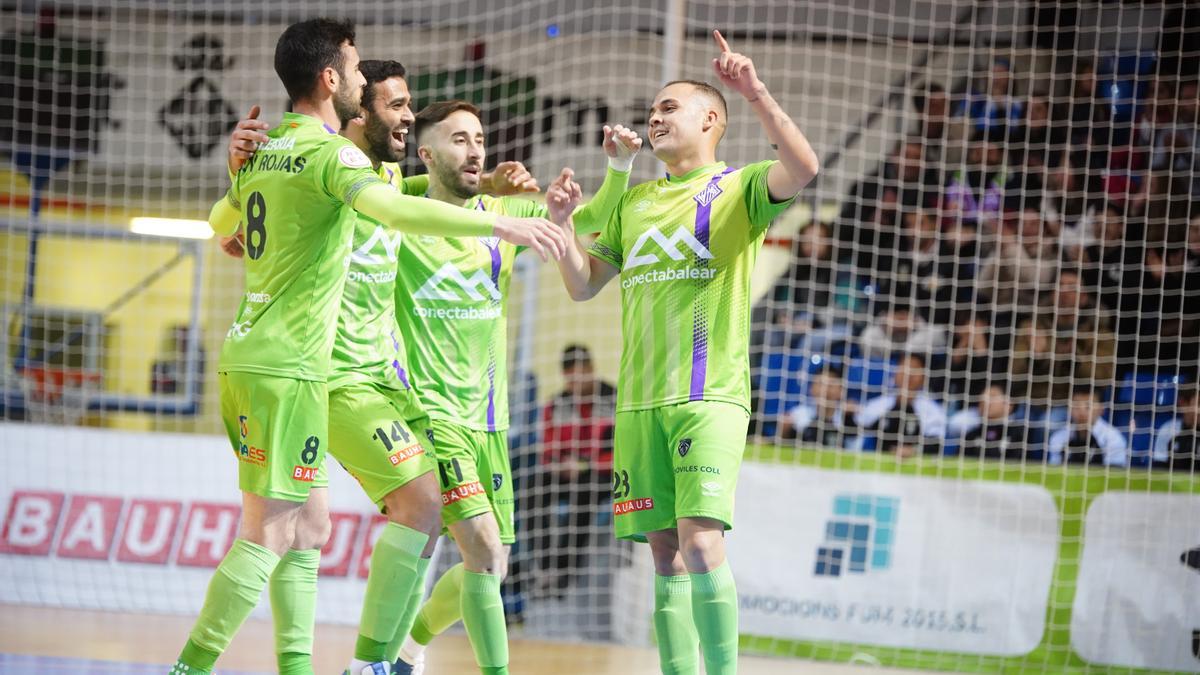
[550, 30, 819, 674]
[387, 100, 640, 675]
[172, 19, 564, 675]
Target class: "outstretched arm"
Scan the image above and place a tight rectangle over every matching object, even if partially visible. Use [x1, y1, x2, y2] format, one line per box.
[352, 183, 567, 261]
[712, 30, 819, 200]
[546, 169, 620, 300]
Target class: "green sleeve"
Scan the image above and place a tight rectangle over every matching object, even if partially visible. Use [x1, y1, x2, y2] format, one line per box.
[317, 139, 388, 206]
[208, 193, 241, 237]
[400, 174, 429, 197]
[586, 192, 626, 269]
[571, 166, 631, 236]
[353, 183, 498, 237]
[741, 159, 796, 236]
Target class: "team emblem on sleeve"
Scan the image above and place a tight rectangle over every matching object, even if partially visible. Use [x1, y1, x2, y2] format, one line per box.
[678, 438, 692, 458]
[338, 145, 371, 168]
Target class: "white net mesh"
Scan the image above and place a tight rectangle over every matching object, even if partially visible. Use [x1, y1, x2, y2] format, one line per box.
[1, 1, 1198, 672]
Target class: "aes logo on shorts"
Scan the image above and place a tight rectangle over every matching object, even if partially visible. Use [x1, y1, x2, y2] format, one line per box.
[678, 438, 692, 458]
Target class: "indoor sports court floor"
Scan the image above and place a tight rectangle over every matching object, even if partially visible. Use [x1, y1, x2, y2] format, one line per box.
[0, 605, 930, 674]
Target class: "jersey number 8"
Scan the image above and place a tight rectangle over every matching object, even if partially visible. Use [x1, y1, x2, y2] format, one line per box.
[246, 192, 268, 260]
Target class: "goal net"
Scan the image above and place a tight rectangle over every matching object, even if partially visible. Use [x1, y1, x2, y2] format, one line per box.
[1, 1, 1197, 672]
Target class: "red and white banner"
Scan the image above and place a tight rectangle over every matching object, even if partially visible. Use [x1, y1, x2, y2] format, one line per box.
[0, 423, 383, 623]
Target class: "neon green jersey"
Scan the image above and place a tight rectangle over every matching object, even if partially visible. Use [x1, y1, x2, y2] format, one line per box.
[588, 161, 793, 414]
[397, 167, 629, 431]
[219, 112, 385, 381]
[327, 163, 425, 391]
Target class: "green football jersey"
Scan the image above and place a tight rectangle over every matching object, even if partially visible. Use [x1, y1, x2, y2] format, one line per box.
[219, 112, 385, 381]
[588, 161, 793, 414]
[328, 163, 424, 391]
[395, 194, 542, 432]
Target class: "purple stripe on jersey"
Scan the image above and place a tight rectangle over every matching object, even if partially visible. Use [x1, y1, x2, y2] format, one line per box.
[485, 237, 503, 431]
[322, 123, 337, 135]
[393, 361, 411, 389]
[688, 167, 735, 401]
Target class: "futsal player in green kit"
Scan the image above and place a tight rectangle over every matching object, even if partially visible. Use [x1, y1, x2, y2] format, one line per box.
[171, 19, 566, 675]
[221, 62, 545, 675]
[388, 101, 642, 675]
[549, 31, 820, 674]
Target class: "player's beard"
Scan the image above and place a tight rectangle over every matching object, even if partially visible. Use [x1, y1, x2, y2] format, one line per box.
[434, 158, 479, 200]
[364, 114, 402, 164]
[332, 78, 362, 126]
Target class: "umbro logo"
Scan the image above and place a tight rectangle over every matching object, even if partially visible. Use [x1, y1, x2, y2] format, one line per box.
[700, 481, 721, 497]
[413, 262, 501, 302]
[624, 227, 713, 270]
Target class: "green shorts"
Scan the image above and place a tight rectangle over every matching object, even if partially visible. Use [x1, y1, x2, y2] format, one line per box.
[219, 371, 328, 502]
[428, 420, 514, 544]
[611, 400, 749, 542]
[327, 381, 435, 509]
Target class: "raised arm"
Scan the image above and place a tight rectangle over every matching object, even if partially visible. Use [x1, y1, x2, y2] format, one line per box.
[711, 30, 819, 200]
[545, 169, 620, 300]
[570, 124, 640, 235]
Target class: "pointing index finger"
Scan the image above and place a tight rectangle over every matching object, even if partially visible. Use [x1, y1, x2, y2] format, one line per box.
[713, 29, 731, 53]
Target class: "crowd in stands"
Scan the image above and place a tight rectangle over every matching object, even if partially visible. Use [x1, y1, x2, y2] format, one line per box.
[755, 54, 1200, 470]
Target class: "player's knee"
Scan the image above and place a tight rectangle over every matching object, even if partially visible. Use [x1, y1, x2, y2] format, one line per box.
[294, 512, 331, 550]
[679, 531, 726, 573]
[461, 534, 505, 575]
[648, 540, 687, 576]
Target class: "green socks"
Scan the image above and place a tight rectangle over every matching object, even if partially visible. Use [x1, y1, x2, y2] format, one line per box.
[461, 569, 509, 673]
[690, 563, 739, 675]
[654, 574, 700, 675]
[386, 555, 433, 662]
[270, 548, 321, 675]
[410, 562, 465, 645]
[354, 522, 430, 662]
[172, 539, 281, 675]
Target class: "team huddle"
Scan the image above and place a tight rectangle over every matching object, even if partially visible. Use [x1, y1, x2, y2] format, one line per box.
[172, 17, 817, 675]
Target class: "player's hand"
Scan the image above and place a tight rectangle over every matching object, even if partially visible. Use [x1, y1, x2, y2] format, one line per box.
[711, 30, 764, 101]
[228, 105, 270, 174]
[545, 168, 583, 227]
[493, 215, 568, 262]
[602, 124, 643, 167]
[483, 161, 540, 196]
[219, 228, 246, 258]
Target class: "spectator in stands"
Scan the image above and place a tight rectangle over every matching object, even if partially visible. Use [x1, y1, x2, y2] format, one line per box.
[964, 57, 1025, 134]
[779, 363, 860, 449]
[912, 81, 967, 165]
[859, 297, 946, 360]
[1079, 201, 1140, 312]
[1066, 59, 1111, 147]
[942, 126, 1010, 228]
[931, 311, 994, 404]
[1151, 79, 1199, 198]
[950, 384, 1036, 461]
[1153, 381, 1199, 472]
[1047, 383, 1129, 467]
[771, 221, 844, 340]
[856, 353, 948, 458]
[1042, 150, 1101, 232]
[982, 197, 1061, 308]
[1007, 313, 1057, 406]
[535, 344, 616, 595]
[1013, 93, 1066, 168]
[1117, 235, 1200, 368]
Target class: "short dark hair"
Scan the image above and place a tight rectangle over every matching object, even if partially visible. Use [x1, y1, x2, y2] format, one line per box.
[561, 343, 592, 370]
[900, 352, 927, 368]
[1071, 381, 1102, 400]
[814, 361, 844, 379]
[1178, 380, 1198, 403]
[413, 99, 482, 142]
[360, 59, 407, 113]
[275, 18, 356, 103]
[663, 79, 728, 120]
[912, 81, 946, 113]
